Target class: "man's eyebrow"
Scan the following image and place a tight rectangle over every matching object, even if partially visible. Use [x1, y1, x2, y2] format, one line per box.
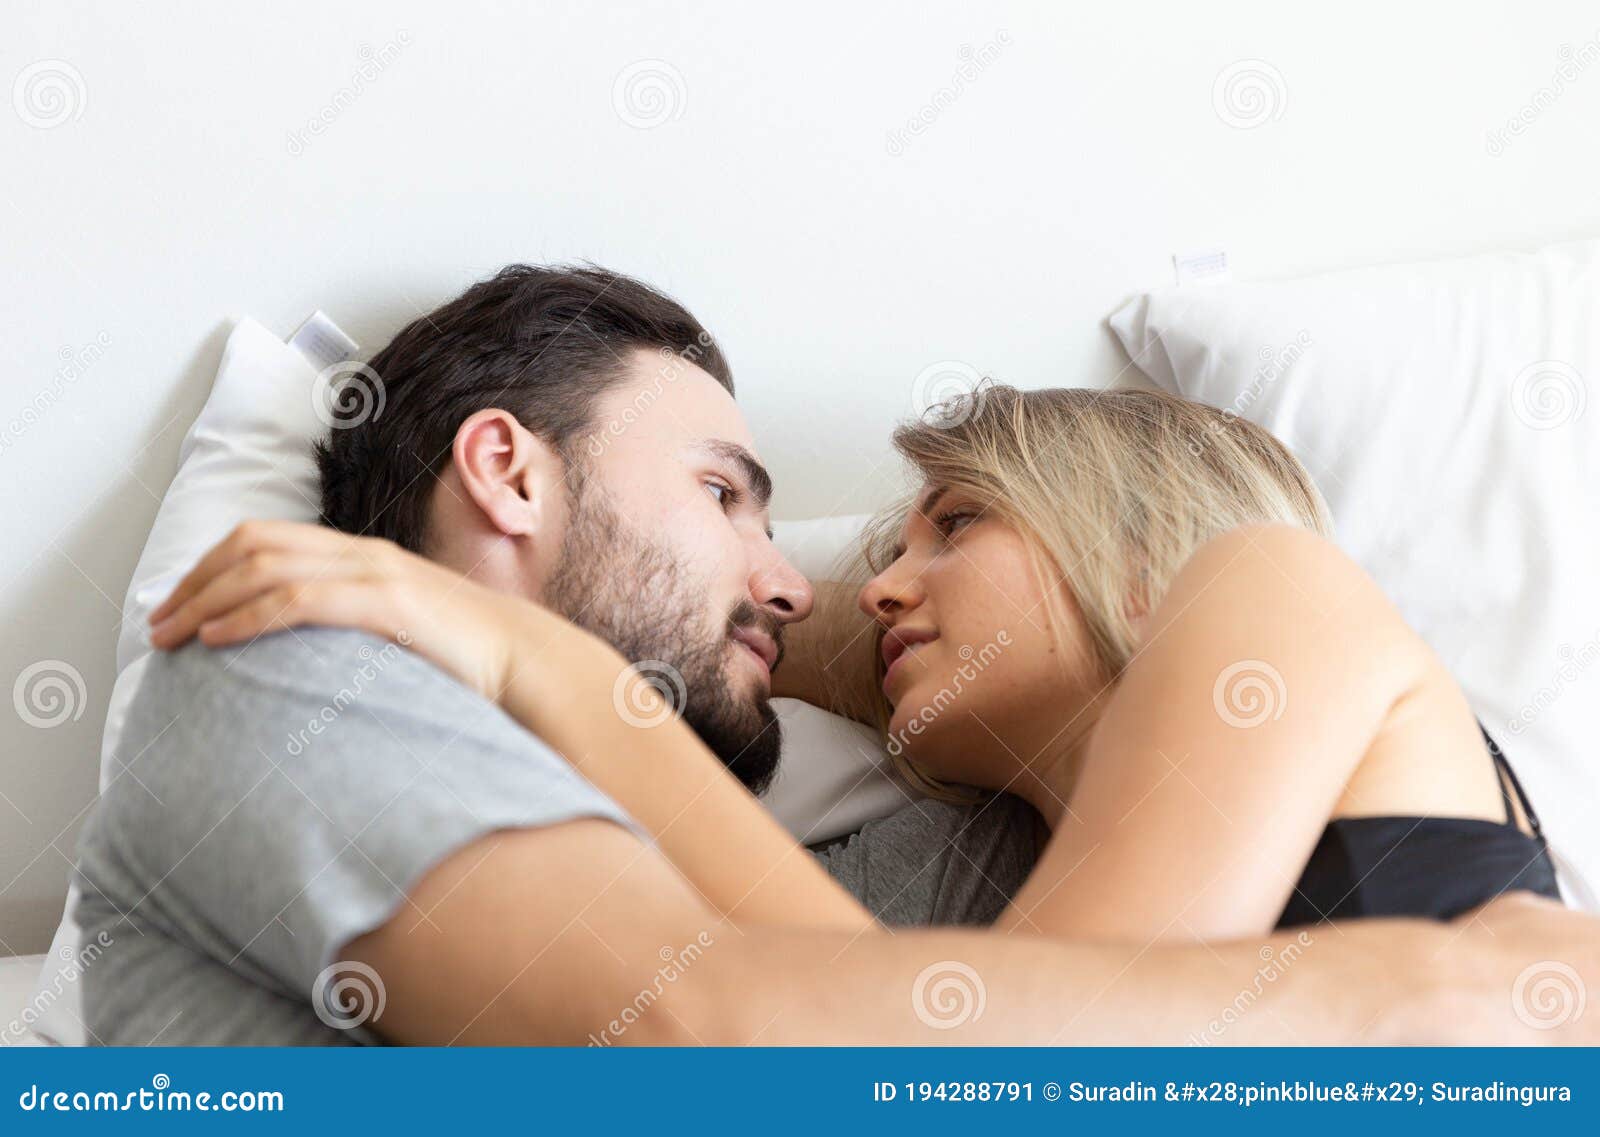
[701, 440, 773, 510]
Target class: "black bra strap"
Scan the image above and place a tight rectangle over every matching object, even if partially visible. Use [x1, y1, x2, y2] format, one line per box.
[1479, 723, 1543, 837]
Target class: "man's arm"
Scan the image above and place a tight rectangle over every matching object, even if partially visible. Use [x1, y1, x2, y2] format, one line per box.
[352, 819, 1600, 1045]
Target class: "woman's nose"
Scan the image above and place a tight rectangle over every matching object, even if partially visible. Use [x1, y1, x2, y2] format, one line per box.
[858, 558, 924, 620]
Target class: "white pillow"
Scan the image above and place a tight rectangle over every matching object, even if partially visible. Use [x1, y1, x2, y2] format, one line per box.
[32, 315, 906, 1044]
[1109, 237, 1600, 911]
[759, 515, 917, 840]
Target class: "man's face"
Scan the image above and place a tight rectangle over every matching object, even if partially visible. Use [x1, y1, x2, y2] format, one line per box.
[539, 349, 814, 794]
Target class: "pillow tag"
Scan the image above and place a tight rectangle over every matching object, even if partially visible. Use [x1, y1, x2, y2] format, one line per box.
[288, 310, 360, 371]
[1173, 246, 1231, 287]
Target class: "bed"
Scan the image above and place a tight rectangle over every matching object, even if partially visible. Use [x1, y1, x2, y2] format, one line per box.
[7, 1, 1600, 1050]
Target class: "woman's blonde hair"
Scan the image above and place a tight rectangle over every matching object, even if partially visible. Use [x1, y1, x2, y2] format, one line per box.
[841, 384, 1333, 798]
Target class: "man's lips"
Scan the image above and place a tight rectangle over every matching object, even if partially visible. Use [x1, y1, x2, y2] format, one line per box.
[730, 626, 779, 674]
[880, 626, 938, 686]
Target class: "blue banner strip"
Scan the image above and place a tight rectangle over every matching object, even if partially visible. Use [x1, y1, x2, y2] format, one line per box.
[5, 1047, 1593, 1133]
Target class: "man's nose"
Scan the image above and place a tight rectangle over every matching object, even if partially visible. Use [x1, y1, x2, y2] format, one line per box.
[750, 542, 815, 624]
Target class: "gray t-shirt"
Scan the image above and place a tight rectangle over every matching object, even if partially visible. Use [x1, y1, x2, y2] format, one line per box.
[73, 629, 1041, 1046]
[811, 793, 1045, 927]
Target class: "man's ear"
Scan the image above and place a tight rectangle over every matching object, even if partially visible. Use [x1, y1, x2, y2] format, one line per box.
[450, 409, 566, 539]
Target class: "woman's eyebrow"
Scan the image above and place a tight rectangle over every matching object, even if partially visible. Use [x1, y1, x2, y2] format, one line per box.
[888, 486, 948, 560]
[914, 484, 948, 517]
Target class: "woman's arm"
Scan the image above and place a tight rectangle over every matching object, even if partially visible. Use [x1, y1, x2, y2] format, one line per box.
[998, 524, 1434, 942]
[490, 599, 877, 934]
[148, 520, 877, 935]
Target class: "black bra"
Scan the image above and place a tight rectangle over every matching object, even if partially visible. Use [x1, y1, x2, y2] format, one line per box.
[1276, 724, 1561, 928]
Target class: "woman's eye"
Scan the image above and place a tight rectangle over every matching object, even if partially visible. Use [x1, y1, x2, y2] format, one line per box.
[935, 509, 979, 538]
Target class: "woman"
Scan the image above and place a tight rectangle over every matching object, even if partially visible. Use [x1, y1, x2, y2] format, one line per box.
[147, 385, 1561, 941]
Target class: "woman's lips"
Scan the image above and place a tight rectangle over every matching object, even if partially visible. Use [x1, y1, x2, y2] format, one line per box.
[881, 628, 938, 694]
[882, 651, 912, 694]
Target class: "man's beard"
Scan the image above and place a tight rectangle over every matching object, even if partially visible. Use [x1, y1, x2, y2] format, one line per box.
[541, 483, 784, 795]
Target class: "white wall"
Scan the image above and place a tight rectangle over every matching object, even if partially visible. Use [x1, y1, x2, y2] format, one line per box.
[4, 0, 1600, 951]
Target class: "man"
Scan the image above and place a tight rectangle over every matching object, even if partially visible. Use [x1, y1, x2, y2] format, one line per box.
[74, 265, 1599, 1045]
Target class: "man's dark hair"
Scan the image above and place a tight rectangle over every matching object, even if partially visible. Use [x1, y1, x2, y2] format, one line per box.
[314, 264, 733, 552]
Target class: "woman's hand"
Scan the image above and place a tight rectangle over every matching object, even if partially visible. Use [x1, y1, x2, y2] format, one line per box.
[148, 519, 525, 702]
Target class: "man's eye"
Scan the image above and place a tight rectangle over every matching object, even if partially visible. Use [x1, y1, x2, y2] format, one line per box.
[706, 480, 740, 509]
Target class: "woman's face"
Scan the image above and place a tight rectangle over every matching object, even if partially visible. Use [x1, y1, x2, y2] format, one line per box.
[856, 484, 1099, 787]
